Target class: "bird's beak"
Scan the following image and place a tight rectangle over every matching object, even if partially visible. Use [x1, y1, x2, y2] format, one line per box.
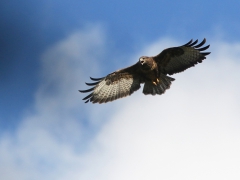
[140, 58, 144, 65]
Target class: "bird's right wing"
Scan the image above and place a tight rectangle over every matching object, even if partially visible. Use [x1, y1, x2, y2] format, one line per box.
[79, 63, 142, 104]
[153, 39, 211, 75]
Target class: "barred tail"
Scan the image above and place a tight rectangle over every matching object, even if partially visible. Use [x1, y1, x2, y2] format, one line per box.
[143, 74, 175, 95]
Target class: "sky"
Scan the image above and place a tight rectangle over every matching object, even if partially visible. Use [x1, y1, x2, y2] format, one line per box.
[1, 0, 240, 179]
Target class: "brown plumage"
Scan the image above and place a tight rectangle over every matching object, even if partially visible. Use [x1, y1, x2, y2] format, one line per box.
[79, 38, 210, 104]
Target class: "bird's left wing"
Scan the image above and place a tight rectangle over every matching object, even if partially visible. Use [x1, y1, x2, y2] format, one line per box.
[153, 38, 211, 75]
[79, 63, 142, 104]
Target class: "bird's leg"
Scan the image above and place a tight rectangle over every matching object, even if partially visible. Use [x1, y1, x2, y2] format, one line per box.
[152, 68, 160, 86]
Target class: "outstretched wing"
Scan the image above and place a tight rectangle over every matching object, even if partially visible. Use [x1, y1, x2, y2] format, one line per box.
[79, 63, 142, 104]
[153, 38, 210, 75]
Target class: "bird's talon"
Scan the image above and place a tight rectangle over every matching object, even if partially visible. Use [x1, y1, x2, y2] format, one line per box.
[152, 78, 160, 86]
[152, 81, 157, 86]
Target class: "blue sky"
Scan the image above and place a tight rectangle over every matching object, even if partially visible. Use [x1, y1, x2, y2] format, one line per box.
[1, 0, 240, 125]
[1, 0, 240, 179]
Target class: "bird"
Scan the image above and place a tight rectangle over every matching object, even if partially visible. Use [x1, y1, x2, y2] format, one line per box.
[79, 38, 210, 104]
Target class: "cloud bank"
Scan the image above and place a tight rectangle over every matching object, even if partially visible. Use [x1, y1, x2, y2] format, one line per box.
[1, 26, 240, 180]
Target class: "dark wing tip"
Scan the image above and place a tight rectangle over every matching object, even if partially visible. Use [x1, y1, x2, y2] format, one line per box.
[79, 76, 105, 104]
[194, 38, 206, 48]
[201, 52, 211, 56]
[80, 89, 94, 103]
[85, 81, 99, 86]
[79, 87, 95, 93]
[90, 76, 104, 81]
[183, 38, 210, 56]
[82, 93, 93, 100]
[182, 39, 193, 46]
[197, 44, 210, 51]
[183, 38, 209, 49]
[188, 39, 198, 47]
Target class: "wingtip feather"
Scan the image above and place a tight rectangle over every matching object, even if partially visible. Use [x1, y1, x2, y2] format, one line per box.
[90, 76, 104, 81]
[183, 39, 193, 46]
[79, 87, 95, 93]
[188, 39, 198, 46]
[194, 38, 207, 48]
[85, 81, 99, 86]
[82, 93, 93, 100]
[197, 45, 210, 51]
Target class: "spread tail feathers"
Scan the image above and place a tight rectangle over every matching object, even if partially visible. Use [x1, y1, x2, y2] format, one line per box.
[143, 74, 175, 95]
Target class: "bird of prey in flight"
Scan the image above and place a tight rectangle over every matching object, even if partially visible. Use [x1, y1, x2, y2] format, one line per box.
[79, 38, 210, 104]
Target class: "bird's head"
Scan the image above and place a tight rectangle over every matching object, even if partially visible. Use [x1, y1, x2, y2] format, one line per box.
[139, 56, 148, 65]
[139, 56, 153, 71]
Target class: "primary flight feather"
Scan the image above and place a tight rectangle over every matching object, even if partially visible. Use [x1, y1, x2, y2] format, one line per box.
[79, 38, 210, 104]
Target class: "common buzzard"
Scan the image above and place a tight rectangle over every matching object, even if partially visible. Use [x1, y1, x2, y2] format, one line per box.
[80, 39, 210, 104]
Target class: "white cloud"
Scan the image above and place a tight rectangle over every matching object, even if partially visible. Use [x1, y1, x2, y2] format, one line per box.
[1, 29, 240, 180]
[0, 25, 109, 180]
